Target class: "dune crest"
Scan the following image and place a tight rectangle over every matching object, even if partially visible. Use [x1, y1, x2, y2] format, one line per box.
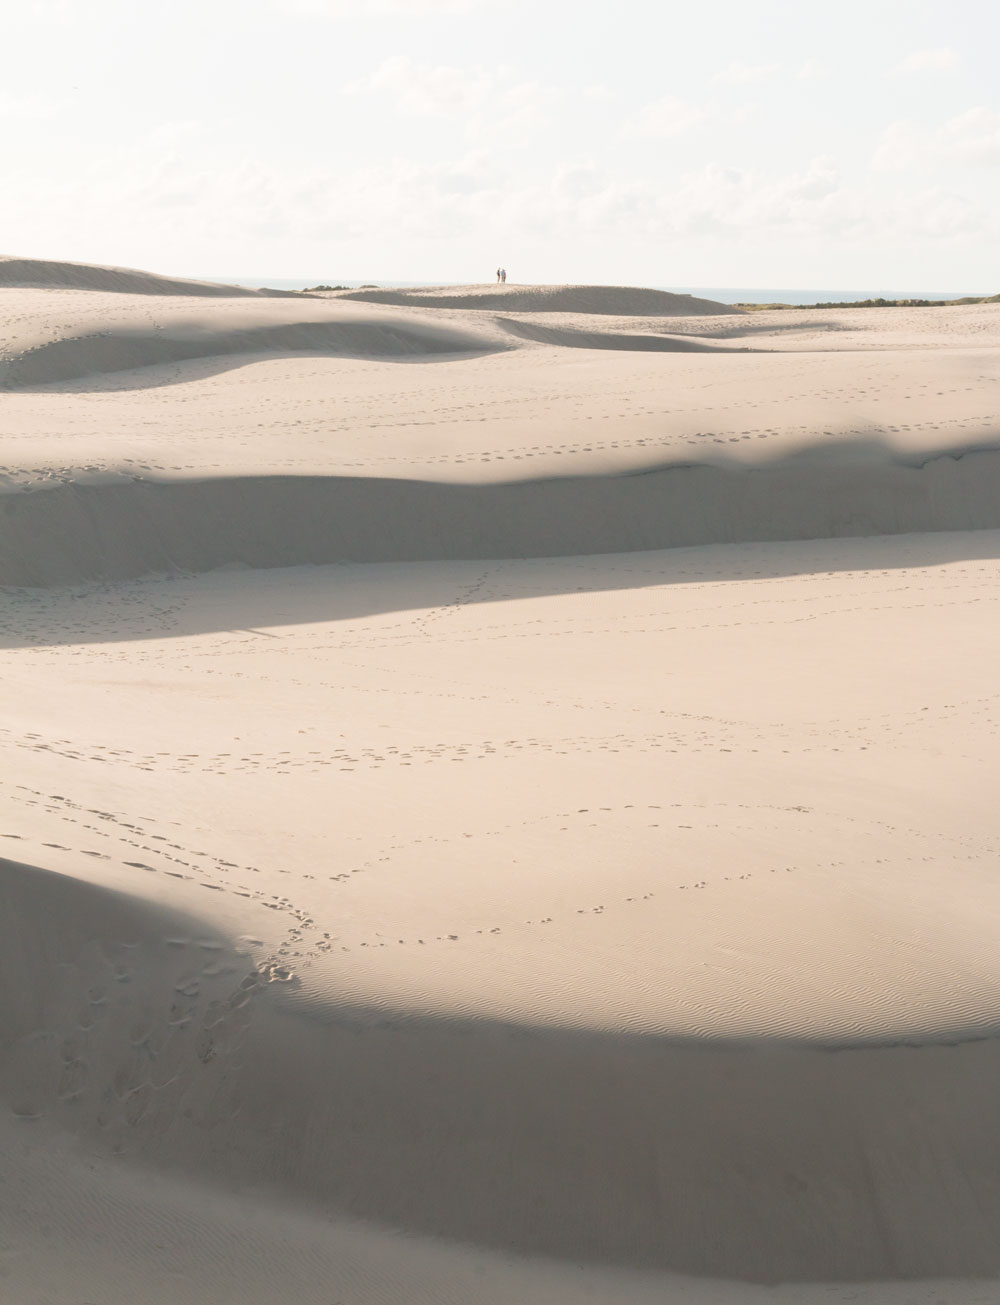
[0, 254, 296, 297]
[339, 283, 742, 315]
[0, 315, 497, 390]
[494, 316, 741, 351]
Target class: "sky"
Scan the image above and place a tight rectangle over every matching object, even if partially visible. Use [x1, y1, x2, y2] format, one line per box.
[3, 0, 999, 290]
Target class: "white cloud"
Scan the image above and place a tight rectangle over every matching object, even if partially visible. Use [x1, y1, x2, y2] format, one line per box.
[347, 56, 493, 115]
[14, 0, 79, 16]
[145, 120, 203, 150]
[0, 93, 64, 121]
[902, 186, 984, 238]
[658, 156, 842, 238]
[549, 162, 603, 201]
[490, 80, 557, 131]
[712, 60, 779, 85]
[2, 1, 996, 289]
[872, 107, 1000, 171]
[893, 47, 960, 74]
[623, 94, 755, 140]
[623, 95, 709, 139]
[346, 57, 558, 146]
[7, 140, 998, 281]
[871, 121, 921, 171]
[285, 0, 486, 13]
[940, 107, 1000, 165]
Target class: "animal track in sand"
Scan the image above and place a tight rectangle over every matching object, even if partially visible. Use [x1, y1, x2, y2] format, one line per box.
[0, 781, 319, 961]
[10, 929, 270, 1136]
[309, 576, 1000, 656]
[0, 715, 772, 776]
[6, 658, 1000, 798]
[306, 800, 1000, 956]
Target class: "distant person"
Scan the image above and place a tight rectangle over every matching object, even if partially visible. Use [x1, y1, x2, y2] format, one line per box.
[500, 268, 507, 284]
[496, 267, 502, 283]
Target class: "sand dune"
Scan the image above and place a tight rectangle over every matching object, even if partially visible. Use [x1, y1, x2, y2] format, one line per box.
[0, 314, 497, 389]
[3, 441, 1000, 586]
[494, 315, 742, 351]
[5, 849, 1000, 1283]
[3, 263, 1000, 1303]
[339, 282, 742, 315]
[0, 855, 239, 1070]
[0, 254, 296, 297]
[3, 537, 1000, 1302]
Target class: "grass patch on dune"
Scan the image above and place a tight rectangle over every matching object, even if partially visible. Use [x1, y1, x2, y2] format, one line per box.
[735, 293, 1000, 311]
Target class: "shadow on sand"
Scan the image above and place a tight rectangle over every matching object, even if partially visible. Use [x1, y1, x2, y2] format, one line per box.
[3, 854, 1000, 1284]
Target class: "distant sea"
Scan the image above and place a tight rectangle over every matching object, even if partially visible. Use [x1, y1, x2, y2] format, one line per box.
[215, 277, 986, 305]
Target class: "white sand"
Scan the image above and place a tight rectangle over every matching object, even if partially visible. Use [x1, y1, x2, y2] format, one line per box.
[0, 253, 299, 297]
[2, 260, 1000, 1303]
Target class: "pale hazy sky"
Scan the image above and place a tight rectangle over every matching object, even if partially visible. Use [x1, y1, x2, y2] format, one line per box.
[4, 0, 998, 288]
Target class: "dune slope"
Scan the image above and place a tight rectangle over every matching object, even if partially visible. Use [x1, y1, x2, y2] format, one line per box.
[0, 315, 497, 390]
[4, 849, 1000, 1282]
[339, 283, 742, 315]
[3, 442, 1000, 585]
[0, 254, 295, 297]
[495, 316, 741, 351]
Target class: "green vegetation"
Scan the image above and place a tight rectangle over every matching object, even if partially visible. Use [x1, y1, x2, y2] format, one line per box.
[300, 283, 379, 292]
[734, 293, 1000, 311]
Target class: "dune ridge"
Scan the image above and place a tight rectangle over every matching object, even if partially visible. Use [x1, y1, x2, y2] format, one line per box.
[339, 283, 742, 316]
[0, 255, 297, 297]
[0, 303, 740, 392]
[494, 316, 743, 352]
[0, 316, 498, 390]
[3, 441, 1000, 586]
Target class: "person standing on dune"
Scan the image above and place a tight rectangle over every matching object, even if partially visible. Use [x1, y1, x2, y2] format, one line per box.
[501, 268, 507, 283]
[496, 267, 502, 282]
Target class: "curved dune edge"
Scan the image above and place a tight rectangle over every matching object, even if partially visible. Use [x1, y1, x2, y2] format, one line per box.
[0, 857, 243, 1057]
[0, 255, 296, 298]
[0, 318, 500, 389]
[340, 283, 742, 316]
[3, 854, 1000, 1284]
[495, 315, 749, 352]
[3, 442, 1000, 585]
[0, 312, 743, 391]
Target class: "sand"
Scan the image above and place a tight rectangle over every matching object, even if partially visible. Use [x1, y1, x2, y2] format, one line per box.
[0, 254, 300, 297]
[2, 260, 1000, 1304]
